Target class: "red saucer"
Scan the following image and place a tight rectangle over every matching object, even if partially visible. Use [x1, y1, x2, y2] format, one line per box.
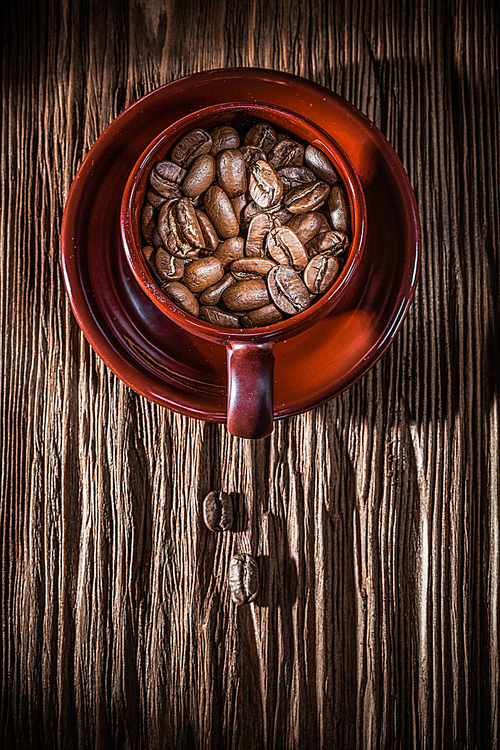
[61, 69, 420, 422]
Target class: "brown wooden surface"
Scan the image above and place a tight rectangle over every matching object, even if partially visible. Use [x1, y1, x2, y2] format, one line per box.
[1, 0, 499, 747]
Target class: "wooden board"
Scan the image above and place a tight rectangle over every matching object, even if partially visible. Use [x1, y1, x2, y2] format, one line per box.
[1, 0, 498, 747]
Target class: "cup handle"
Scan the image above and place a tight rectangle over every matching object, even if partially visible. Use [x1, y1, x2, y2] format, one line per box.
[226, 342, 275, 439]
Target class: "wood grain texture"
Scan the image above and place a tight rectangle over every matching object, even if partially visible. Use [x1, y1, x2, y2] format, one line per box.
[1, 0, 499, 747]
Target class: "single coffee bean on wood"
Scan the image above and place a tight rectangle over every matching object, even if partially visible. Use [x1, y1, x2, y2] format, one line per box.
[140, 119, 353, 328]
[203, 491, 234, 531]
[228, 553, 259, 604]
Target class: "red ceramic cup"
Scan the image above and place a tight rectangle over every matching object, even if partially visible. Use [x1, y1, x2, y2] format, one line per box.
[121, 102, 366, 439]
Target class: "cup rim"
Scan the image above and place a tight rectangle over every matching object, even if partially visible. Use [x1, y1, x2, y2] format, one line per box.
[121, 100, 367, 344]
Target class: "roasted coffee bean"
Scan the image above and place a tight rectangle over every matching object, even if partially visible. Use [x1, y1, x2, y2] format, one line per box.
[222, 279, 270, 311]
[249, 160, 283, 209]
[244, 122, 277, 154]
[230, 193, 250, 223]
[305, 145, 339, 184]
[203, 491, 233, 531]
[217, 148, 247, 198]
[149, 160, 186, 197]
[195, 210, 220, 251]
[158, 203, 180, 253]
[141, 203, 157, 244]
[147, 189, 168, 209]
[152, 230, 163, 248]
[173, 197, 205, 250]
[277, 166, 317, 191]
[306, 230, 349, 257]
[199, 306, 241, 328]
[268, 139, 304, 169]
[245, 213, 275, 257]
[210, 126, 240, 156]
[171, 128, 212, 167]
[230, 258, 277, 279]
[204, 186, 240, 238]
[328, 186, 349, 233]
[214, 237, 245, 268]
[163, 282, 199, 316]
[267, 265, 310, 314]
[229, 554, 259, 604]
[286, 212, 331, 244]
[199, 273, 236, 305]
[167, 205, 198, 257]
[154, 248, 185, 282]
[142, 245, 155, 264]
[266, 226, 308, 271]
[182, 154, 216, 198]
[183, 257, 224, 293]
[284, 181, 330, 213]
[241, 303, 283, 328]
[303, 254, 340, 294]
[240, 145, 267, 168]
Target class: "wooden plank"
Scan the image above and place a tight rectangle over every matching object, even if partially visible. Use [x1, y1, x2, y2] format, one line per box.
[0, 0, 498, 747]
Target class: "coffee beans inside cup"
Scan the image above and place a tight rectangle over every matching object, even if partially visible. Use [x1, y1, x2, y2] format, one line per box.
[140, 119, 351, 328]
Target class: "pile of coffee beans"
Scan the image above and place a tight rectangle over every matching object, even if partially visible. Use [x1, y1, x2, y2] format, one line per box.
[141, 119, 351, 328]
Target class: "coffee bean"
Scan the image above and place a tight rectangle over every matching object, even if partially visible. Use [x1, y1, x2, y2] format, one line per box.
[306, 230, 349, 257]
[199, 273, 236, 305]
[222, 279, 270, 311]
[195, 209, 220, 252]
[303, 254, 340, 294]
[245, 213, 275, 257]
[158, 202, 180, 253]
[199, 306, 241, 328]
[230, 258, 276, 279]
[228, 554, 259, 604]
[172, 198, 205, 252]
[240, 145, 267, 168]
[163, 282, 199, 316]
[142, 245, 155, 264]
[182, 154, 216, 198]
[277, 166, 317, 191]
[147, 189, 168, 209]
[210, 126, 240, 156]
[328, 186, 349, 233]
[154, 248, 185, 282]
[305, 145, 339, 184]
[268, 139, 304, 169]
[141, 203, 157, 244]
[204, 186, 240, 238]
[267, 265, 310, 314]
[149, 160, 186, 197]
[266, 226, 308, 271]
[203, 491, 233, 531]
[213, 236, 245, 268]
[217, 148, 247, 198]
[171, 128, 212, 167]
[241, 303, 283, 328]
[183, 257, 224, 293]
[284, 181, 331, 213]
[230, 193, 250, 223]
[285, 212, 331, 244]
[249, 160, 283, 209]
[244, 122, 277, 154]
